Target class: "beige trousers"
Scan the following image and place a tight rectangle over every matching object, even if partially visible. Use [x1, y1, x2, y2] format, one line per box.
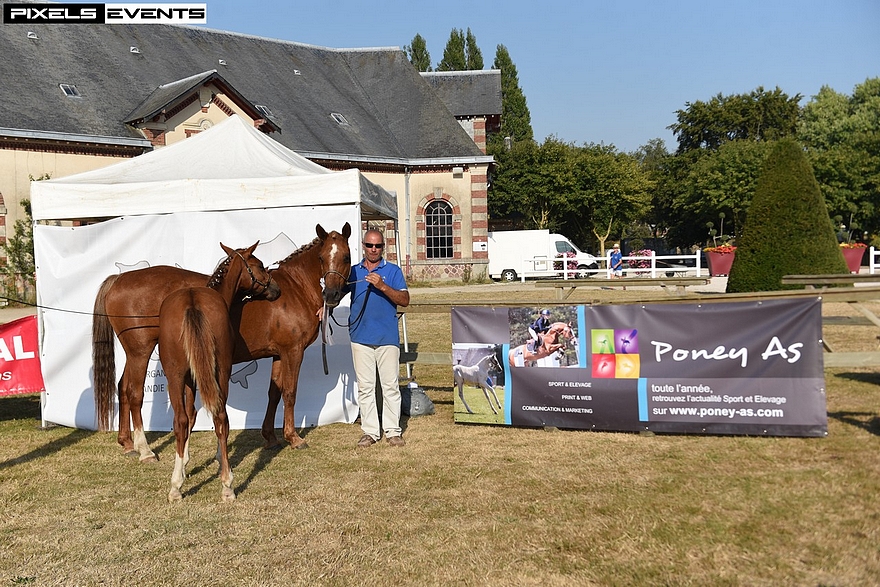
[351, 342, 402, 440]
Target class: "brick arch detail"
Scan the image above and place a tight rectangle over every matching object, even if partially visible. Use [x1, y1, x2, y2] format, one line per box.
[415, 192, 462, 261]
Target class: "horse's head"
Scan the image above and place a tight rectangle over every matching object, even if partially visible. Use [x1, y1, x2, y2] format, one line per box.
[219, 241, 281, 301]
[551, 321, 575, 340]
[315, 222, 352, 308]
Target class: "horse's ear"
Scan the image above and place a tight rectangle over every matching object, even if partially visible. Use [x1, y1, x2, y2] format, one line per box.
[220, 242, 234, 257]
[316, 224, 328, 240]
[245, 241, 260, 256]
[342, 222, 352, 239]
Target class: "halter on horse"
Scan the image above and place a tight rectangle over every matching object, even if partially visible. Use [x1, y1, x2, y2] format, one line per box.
[158, 242, 280, 502]
[453, 351, 503, 415]
[92, 223, 352, 462]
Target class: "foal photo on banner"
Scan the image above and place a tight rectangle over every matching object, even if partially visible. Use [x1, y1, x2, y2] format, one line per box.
[452, 298, 827, 437]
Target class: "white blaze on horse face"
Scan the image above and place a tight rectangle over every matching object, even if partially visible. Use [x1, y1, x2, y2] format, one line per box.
[328, 241, 343, 279]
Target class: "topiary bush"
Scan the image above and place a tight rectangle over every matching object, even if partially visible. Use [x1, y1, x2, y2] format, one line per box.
[726, 139, 848, 292]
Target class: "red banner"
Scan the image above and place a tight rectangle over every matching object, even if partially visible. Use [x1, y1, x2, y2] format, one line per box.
[0, 315, 45, 396]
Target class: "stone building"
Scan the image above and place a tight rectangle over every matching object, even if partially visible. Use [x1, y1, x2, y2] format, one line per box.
[0, 9, 500, 280]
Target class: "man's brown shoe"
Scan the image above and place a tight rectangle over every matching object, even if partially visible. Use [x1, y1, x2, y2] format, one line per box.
[387, 436, 405, 447]
[357, 434, 377, 448]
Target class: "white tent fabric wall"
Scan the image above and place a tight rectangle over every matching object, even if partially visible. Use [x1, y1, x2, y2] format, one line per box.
[34, 207, 358, 431]
[29, 115, 398, 431]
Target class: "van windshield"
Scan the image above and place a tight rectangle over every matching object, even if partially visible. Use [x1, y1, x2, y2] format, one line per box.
[556, 241, 577, 254]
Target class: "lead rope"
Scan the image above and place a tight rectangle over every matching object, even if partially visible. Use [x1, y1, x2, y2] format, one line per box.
[320, 299, 331, 375]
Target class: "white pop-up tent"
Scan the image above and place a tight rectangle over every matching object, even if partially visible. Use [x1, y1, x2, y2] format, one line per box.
[30, 115, 397, 431]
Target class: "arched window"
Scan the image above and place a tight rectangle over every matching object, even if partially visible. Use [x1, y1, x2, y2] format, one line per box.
[425, 200, 453, 259]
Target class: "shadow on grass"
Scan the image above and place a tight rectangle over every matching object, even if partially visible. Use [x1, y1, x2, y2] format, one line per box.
[834, 371, 880, 386]
[179, 428, 289, 498]
[0, 427, 93, 471]
[827, 411, 880, 436]
[0, 393, 40, 422]
[0, 393, 96, 470]
[826, 371, 880, 436]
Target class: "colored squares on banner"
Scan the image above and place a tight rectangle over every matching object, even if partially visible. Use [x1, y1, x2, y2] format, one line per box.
[615, 329, 639, 354]
[591, 328, 640, 378]
[591, 330, 615, 355]
[592, 354, 615, 378]
[615, 354, 640, 378]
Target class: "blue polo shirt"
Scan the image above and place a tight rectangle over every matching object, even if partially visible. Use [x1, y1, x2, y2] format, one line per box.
[346, 258, 407, 346]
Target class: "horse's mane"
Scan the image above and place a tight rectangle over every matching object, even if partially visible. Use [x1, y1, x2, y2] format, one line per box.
[206, 254, 233, 290]
[276, 236, 321, 266]
[275, 236, 326, 283]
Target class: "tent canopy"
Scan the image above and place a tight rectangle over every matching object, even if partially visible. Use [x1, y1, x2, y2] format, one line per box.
[30, 115, 398, 221]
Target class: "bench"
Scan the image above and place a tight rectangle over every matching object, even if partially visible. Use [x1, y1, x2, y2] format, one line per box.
[534, 277, 710, 300]
[780, 273, 880, 289]
[782, 274, 880, 355]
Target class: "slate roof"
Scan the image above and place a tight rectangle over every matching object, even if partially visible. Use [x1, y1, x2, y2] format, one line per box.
[0, 5, 486, 162]
[421, 70, 502, 118]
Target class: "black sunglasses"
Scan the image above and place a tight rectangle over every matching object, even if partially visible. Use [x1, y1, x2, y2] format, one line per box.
[363, 242, 384, 249]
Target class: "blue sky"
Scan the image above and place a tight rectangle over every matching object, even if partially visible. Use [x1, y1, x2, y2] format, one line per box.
[184, 1, 877, 152]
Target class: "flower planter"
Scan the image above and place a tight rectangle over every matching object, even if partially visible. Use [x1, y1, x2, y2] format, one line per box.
[841, 247, 865, 274]
[706, 251, 735, 277]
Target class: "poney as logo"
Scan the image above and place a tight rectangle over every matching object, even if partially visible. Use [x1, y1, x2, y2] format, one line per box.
[591, 328, 640, 379]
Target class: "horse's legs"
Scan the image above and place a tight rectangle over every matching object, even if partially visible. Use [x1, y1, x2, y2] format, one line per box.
[479, 385, 500, 414]
[121, 354, 158, 462]
[116, 369, 134, 454]
[483, 385, 501, 414]
[260, 362, 282, 449]
[213, 404, 235, 502]
[457, 381, 475, 414]
[167, 373, 190, 502]
[277, 354, 308, 449]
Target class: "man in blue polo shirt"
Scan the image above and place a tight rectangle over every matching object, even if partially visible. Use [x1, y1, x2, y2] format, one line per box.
[346, 229, 410, 448]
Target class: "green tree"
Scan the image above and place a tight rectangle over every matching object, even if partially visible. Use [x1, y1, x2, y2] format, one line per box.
[487, 44, 533, 153]
[726, 139, 847, 293]
[669, 86, 801, 154]
[2, 198, 36, 304]
[799, 78, 880, 237]
[661, 86, 801, 249]
[436, 29, 466, 71]
[676, 140, 775, 243]
[404, 33, 432, 72]
[489, 138, 575, 231]
[568, 145, 653, 255]
[635, 138, 675, 240]
[489, 138, 652, 254]
[465, 28, 484, 70]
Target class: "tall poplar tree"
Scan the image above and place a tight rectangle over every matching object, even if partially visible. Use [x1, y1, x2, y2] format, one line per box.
[437, 29, 466, 71]
[488, 43, 533, 151]
[465, 28, 484, 70]
[405, 33, 432, 72]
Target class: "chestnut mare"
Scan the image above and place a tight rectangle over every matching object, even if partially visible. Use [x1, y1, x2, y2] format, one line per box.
[508, 322, 575, 367]
[160, 242, 280, 502]
[92, 223, 352, 462]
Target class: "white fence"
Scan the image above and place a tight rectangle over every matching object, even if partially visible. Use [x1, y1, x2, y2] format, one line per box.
[512, 247, 879, 281]
[513, 251, 706, 281]
[604, 251, 705, 278]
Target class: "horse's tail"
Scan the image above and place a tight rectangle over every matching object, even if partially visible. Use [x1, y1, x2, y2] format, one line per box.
[181, 305, 222, 417]
[92, 275, 119, 432]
